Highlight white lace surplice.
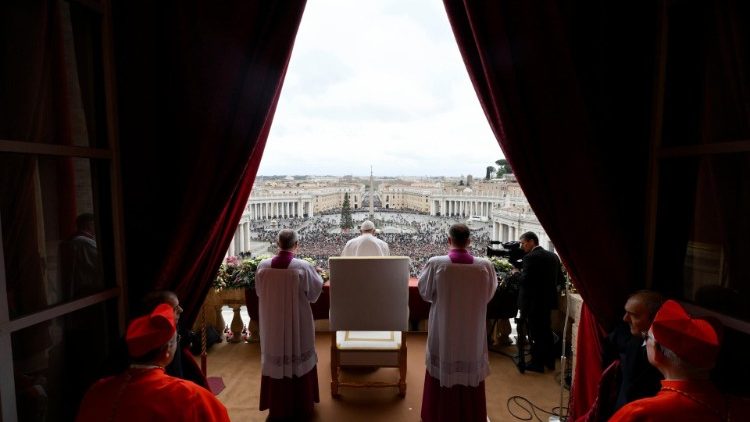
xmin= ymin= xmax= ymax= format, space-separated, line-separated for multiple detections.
xmin=256 ymin=259 xmax=323 ymax=379
xmin=418 ymin=256 xmax=498 ymax=387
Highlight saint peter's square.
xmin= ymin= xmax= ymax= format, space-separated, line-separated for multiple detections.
xmin=226 ymin=173 xmax=555 ymax=271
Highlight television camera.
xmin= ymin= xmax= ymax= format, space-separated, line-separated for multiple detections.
xmin=486 ymin=241 xmax=526 ymax=321
xmin=486 ymin=240 xmax=526 ymax=269
xmin=486 ymin=240 xmax=530 ymax=372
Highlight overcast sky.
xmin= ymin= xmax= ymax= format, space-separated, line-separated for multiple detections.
xmin=257 ymin=0 xmax=503 ymax=178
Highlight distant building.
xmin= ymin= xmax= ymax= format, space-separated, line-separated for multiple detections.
xmin=226 ymin=174 xmax=554 ymax=256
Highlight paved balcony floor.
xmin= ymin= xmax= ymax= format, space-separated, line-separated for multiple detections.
xmin=205 ymin=330 xmax=569 ymax=421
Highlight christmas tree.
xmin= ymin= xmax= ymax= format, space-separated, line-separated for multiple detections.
xmin=340 ymin=192 xmax=354 ymax=231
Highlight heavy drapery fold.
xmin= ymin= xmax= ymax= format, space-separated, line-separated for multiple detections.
xmin=111 ymin=0 xmax=307 ymax=324
xmin=442 ymin=1 xmax=658 ymax=416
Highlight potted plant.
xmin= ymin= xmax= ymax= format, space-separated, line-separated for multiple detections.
xmin=213 ymin=255 xmax=268 ymax=321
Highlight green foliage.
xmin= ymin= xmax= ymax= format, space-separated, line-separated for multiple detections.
xmin=485 ymin=166 xmax=496 ymax=180
xmin=213 ymin=255 xmax=269 ymax=291
xmin=495 ymin=159 xmax=512 ymax=178
xmin=213 ymin=256 xmax=326 ymax=291
xmin=488 ymin=256 xmax=514 ymax=274
xmin=340 ymin=192 xmax=354 ymax=230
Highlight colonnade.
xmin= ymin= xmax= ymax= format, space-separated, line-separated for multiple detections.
xmin=226 ymin=198 xmax=316 ymax=257
xmin=227 ymin=220 xmax=253 ymax=257
xmin=490 ymin=210 xmax=553 ymax=251
xmin=492 ymin=221 xmax=515 ymax=243
xmin=246 ymin=199 xmax=313 ymax=219
xmin=429 ymin=198 xmax=498 ymax=217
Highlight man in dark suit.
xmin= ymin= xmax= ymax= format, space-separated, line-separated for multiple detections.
xmin=514 ymin=231 xmax=564 ymax=372
xmin=597 ymin=291 xmax=664 ymax=419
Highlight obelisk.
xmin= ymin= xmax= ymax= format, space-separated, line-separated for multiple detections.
xmin=369 ymin=166 xmax=374 ymax=220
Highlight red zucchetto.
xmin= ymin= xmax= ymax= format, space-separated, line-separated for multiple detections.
xmin=650 ymin=300 xmax=722 ymax=368
xmin=126 ymin=303 xmax=176 ymax=357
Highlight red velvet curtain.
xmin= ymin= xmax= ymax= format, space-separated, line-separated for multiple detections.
xmin=442 ymin=1 xmax=658 ymax=417
xmin=111 ymin=0 xmax=307 ymax=325
xmin=568 ymin=304 xmax=607 ymax=419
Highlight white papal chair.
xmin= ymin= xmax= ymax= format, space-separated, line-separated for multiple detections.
xmin=328 ymin=256 xmax=410 ymax=398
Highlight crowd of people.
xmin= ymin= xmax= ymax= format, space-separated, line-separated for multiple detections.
xmin=242 ymin=212 xmax=493 ymax=277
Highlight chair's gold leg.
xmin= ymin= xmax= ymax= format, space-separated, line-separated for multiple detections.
xmin=330 ymin=332 xmax=340 ymax=398
xmin=398 ymin=333 xmax=407 ymax=398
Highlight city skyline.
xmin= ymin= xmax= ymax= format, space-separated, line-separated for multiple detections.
xmin=257 ymin=0 xmax=503 ymax=178
xmin=255 ymin=174 xmax=477 ymax=180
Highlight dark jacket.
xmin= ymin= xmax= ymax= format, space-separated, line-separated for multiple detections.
xmin=603 ymin=322 xmax=663 ymax=413
xmin=517 ymin=246 xmax=563 ymax=315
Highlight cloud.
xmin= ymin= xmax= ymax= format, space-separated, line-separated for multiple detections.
xmin=258 ymin=0 xmax=503 ymax=177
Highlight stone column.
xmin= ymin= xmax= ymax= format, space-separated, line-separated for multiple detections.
xmin=246 ymin=223 xmax=251 ymax=252
xmin=234 ymin=227 xmax=241 ymax=255
xmin=240 ymin=225 xmax=245 ymax=253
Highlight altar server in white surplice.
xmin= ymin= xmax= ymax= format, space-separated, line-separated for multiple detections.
xmin=255 ymin=229 xmax=323 ymax=420
xmin=418 ymin=223 xmax=497 ymax=422
xmin=341 ymin=220 xmax=390 ymax=256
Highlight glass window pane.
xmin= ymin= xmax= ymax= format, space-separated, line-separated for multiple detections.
xmin=1 ymin=153 xmax=115 ymax=318
xmin=0 ymin=1 xmax=106 ymax=148
xmin=654 ymin=153 xmax=750 ymax=320
xmin=12 ymin=300 xmax=119 ymax=422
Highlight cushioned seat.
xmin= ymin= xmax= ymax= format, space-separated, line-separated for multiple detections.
xmin=336 ymin=331 xmax=403 ymax=350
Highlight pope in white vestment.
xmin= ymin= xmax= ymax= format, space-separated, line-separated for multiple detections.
xmin=341 ymin=220 xmax=390 ymax=256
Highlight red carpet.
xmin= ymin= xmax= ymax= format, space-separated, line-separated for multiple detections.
xmin=208 ymin=376 xmax=225 ymax=395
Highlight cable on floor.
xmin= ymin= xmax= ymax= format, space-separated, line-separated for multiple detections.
xmin=506 ymin=395 xmax=569 ymax=422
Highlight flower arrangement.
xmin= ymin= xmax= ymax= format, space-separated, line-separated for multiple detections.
xmin=213 ymin=255 xmax=269 ymax=292
xmin=301 ymin=257 xmax=329 ymax=282
xmin=213 ymin=255 xmax=328 ymax=291
xmin=489 ymin=256 xmax=521 ymax=296
xmin=488 ymin=256 xmax=514 ymax=275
